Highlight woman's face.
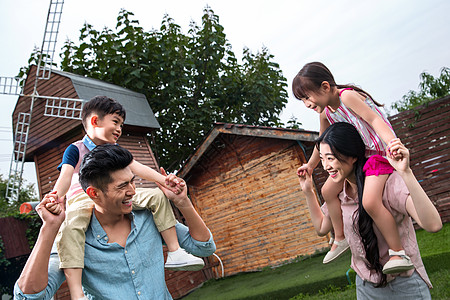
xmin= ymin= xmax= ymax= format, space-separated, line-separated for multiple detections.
xmin=319 ymin=142 xmax=356 ymax=183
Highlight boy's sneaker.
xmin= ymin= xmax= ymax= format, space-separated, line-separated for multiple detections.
xmin=323 ymin=239 xmax=350 ymax=264
xmin=382 ymin=249 xmax=414 ymax=274
xmin=165 ymin=248 xmax=205 ymax=271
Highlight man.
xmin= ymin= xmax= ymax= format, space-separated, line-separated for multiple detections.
xmin=14 ymin=144 xmax=216 ymax=299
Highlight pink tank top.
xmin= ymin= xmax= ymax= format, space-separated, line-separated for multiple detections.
xmin=324 ymin=88 xmax=395 ymax=157
xmin=66 ymin=140 xmax=91 ymax=200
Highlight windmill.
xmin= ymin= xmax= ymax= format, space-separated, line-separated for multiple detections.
xmin=0 ymin=0 xmax=86 ymax=202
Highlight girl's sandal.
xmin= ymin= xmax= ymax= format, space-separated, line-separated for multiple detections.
xmin=382 ymin=249 xmax=414 ymax=274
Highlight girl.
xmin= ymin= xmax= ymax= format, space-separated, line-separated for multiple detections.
xmin=294 ymin=62 xmax=411 ymax=274
xmin=298 ymin=122 xmax=442 ymax=298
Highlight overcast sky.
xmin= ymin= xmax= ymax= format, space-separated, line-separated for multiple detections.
xmin=1 ymin=0 xmax=449 ymax=189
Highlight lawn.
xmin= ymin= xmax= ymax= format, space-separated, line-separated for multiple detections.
xmin=181 ymin=223 xmax=450 ymax=300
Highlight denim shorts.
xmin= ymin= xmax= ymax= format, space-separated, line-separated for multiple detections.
xmin=356 ymin=271 xmax=431 ymax=299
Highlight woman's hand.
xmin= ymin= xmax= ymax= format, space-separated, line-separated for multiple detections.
xmin=297 ymin=164 xmax=314 ymax=194
xmin=297 ymin=163 xmax=314 ymax=177
xmin=386 ymin=139 xmax=411 ymax=174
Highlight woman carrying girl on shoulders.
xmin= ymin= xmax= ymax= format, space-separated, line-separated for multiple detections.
xmin=298 ymin=122 xmax=441 ymax=298
xmin=294 ymin=62 xmax=412 ymax=274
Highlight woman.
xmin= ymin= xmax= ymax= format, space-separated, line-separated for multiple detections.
xmin=297 ymin=122 xmax=442 ymax=299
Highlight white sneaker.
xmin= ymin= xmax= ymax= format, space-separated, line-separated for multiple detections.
xmin=165 ymin=248 xmax=205 ymax=271
xmin=323 ymin=239 xmax=350 ymax=264
xmin=382 ymin=249 xmax=414 ymax=274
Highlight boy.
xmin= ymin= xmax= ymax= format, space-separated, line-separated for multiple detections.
xmin=52 ymin=96 xmax=204 ymax=299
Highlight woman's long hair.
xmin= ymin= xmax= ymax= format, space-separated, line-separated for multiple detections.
xmin=292 ymin=62 xmax=383 ymax=106
xmin=316 ymin=122 xmax=387 ymax=286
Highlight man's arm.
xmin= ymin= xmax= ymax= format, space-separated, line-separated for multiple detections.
xmin=157 ymin=168 xmax=216 ymax=255
xmin=15 ymin=194 xmax=66 ymax=298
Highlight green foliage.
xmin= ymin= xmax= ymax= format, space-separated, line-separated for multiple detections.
xmin=392 ymin=67 xmax=450 ymax=112
xmin=0 ymin=175 xmax=39 ymax=218
xmin=58 ymin=7 xmax=289 ymax=170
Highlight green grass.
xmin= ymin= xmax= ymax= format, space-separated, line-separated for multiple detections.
xmin=181 ymin=223 xmax=450 ymax=300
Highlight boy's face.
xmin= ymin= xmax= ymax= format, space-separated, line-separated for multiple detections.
xmin=92 ymin=113 xmax=124 ymax=144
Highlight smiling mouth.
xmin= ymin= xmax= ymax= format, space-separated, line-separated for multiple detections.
xmin=328 ymin=170 xmax=338 ymax=178
xmin=122 ymin=199 xmax=132 ymax=206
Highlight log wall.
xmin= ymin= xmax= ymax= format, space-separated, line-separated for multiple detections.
xmin=186 ymin=134 xmax=329 ymax=277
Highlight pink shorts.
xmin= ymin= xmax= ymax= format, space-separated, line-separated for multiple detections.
xmin=363 ymin=155 xmax=394 ymax=176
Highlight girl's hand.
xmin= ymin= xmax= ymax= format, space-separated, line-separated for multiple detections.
xmin=386 ymin=139 xmax=410 ymax=173
xmin=297 ymin=167 xmax=314 ymax=193
xmin=387 ymin=138 xmax=403 ymax=159
xmin=297 ymin=163 xmax=314 ymax=178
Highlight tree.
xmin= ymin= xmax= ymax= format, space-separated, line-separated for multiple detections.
xmin=59 ymin=7 xmax=293 ymax=170
xmin=392 ymin=67 xmax=450 ymax=112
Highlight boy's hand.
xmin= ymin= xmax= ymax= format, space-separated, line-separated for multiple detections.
xmin=158 ymin=167 xmax=190 ymax=208
xmin=37 ymin=191 xmax=65 ymax=227
xmin=164 ymin=173 xmax=185 ymax=195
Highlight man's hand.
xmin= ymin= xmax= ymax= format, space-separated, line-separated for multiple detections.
xmin=158 ymin=167 xmax=191 ymax=208
xmin=37 ymin=191 xmax=65 ymax=228
xmin=164 ymin=173 xmax=185 ymax=195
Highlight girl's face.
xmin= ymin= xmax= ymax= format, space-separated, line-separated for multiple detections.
xmin=300 ymin=82 xmax=332 ymax=114
xmin=319 ymin=142 xmax=356 ymax=183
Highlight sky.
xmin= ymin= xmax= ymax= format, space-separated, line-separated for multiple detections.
xmin=1 ymin=0 xmax=449 ymax=191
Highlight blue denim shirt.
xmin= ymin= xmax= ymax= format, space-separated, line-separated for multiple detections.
xmin=14 ymin=210 xmax=216 ymax=299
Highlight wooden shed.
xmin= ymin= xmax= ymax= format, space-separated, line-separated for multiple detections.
xmin=177 ymin=123 xmax=330 ymax=276
xmin=13 ymin=65 xmax=161 ymax=197
xmin=10 ymin=65 xmax=213 ymax=299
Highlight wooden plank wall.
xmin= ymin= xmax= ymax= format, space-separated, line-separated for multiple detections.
xmin=0 ymin=217 xmax=30 ymax=259
xmin=388 ymin=96 xmax=450 ymax=223
xmin=186 ymin=134 xmax=329 ymax=277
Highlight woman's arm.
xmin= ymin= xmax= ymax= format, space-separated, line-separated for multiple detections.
xmin=297 ymin=169 xmax=332 ymax=236
xmin=387 ymin=139 xmax=442 ymax=232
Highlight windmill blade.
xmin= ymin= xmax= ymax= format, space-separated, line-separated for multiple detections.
xmin=43 ymin=96 xmax=86 ymax=120
xmin=0 ymin=76 xmax=23 ymax=96
xmin=36 ymin=0 xmax=64 ymax=80
xmin=5 ymin=112 xmax=31 ymax=202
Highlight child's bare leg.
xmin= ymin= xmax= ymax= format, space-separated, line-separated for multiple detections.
xmin=321 ymin=177 xmax=349 ymax=264
xmin=363 ymin=174 xmax=414 ymax=274
xmin=322 ymin=177 xmax=345 ymax=251
xmin=363 ymin=175 xmax=402 ymax=256
xmin=64 ymin=268 xmax=85 ymax=300
xmin=160 ymin=226 xmax=180 ymax=252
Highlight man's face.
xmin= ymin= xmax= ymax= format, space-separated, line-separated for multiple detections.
xmin=95 ymin=166 xmax=136 ymax=216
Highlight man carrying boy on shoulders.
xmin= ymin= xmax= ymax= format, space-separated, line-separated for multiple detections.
xmin=14 ymin=144 xmax=216 ymax=299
